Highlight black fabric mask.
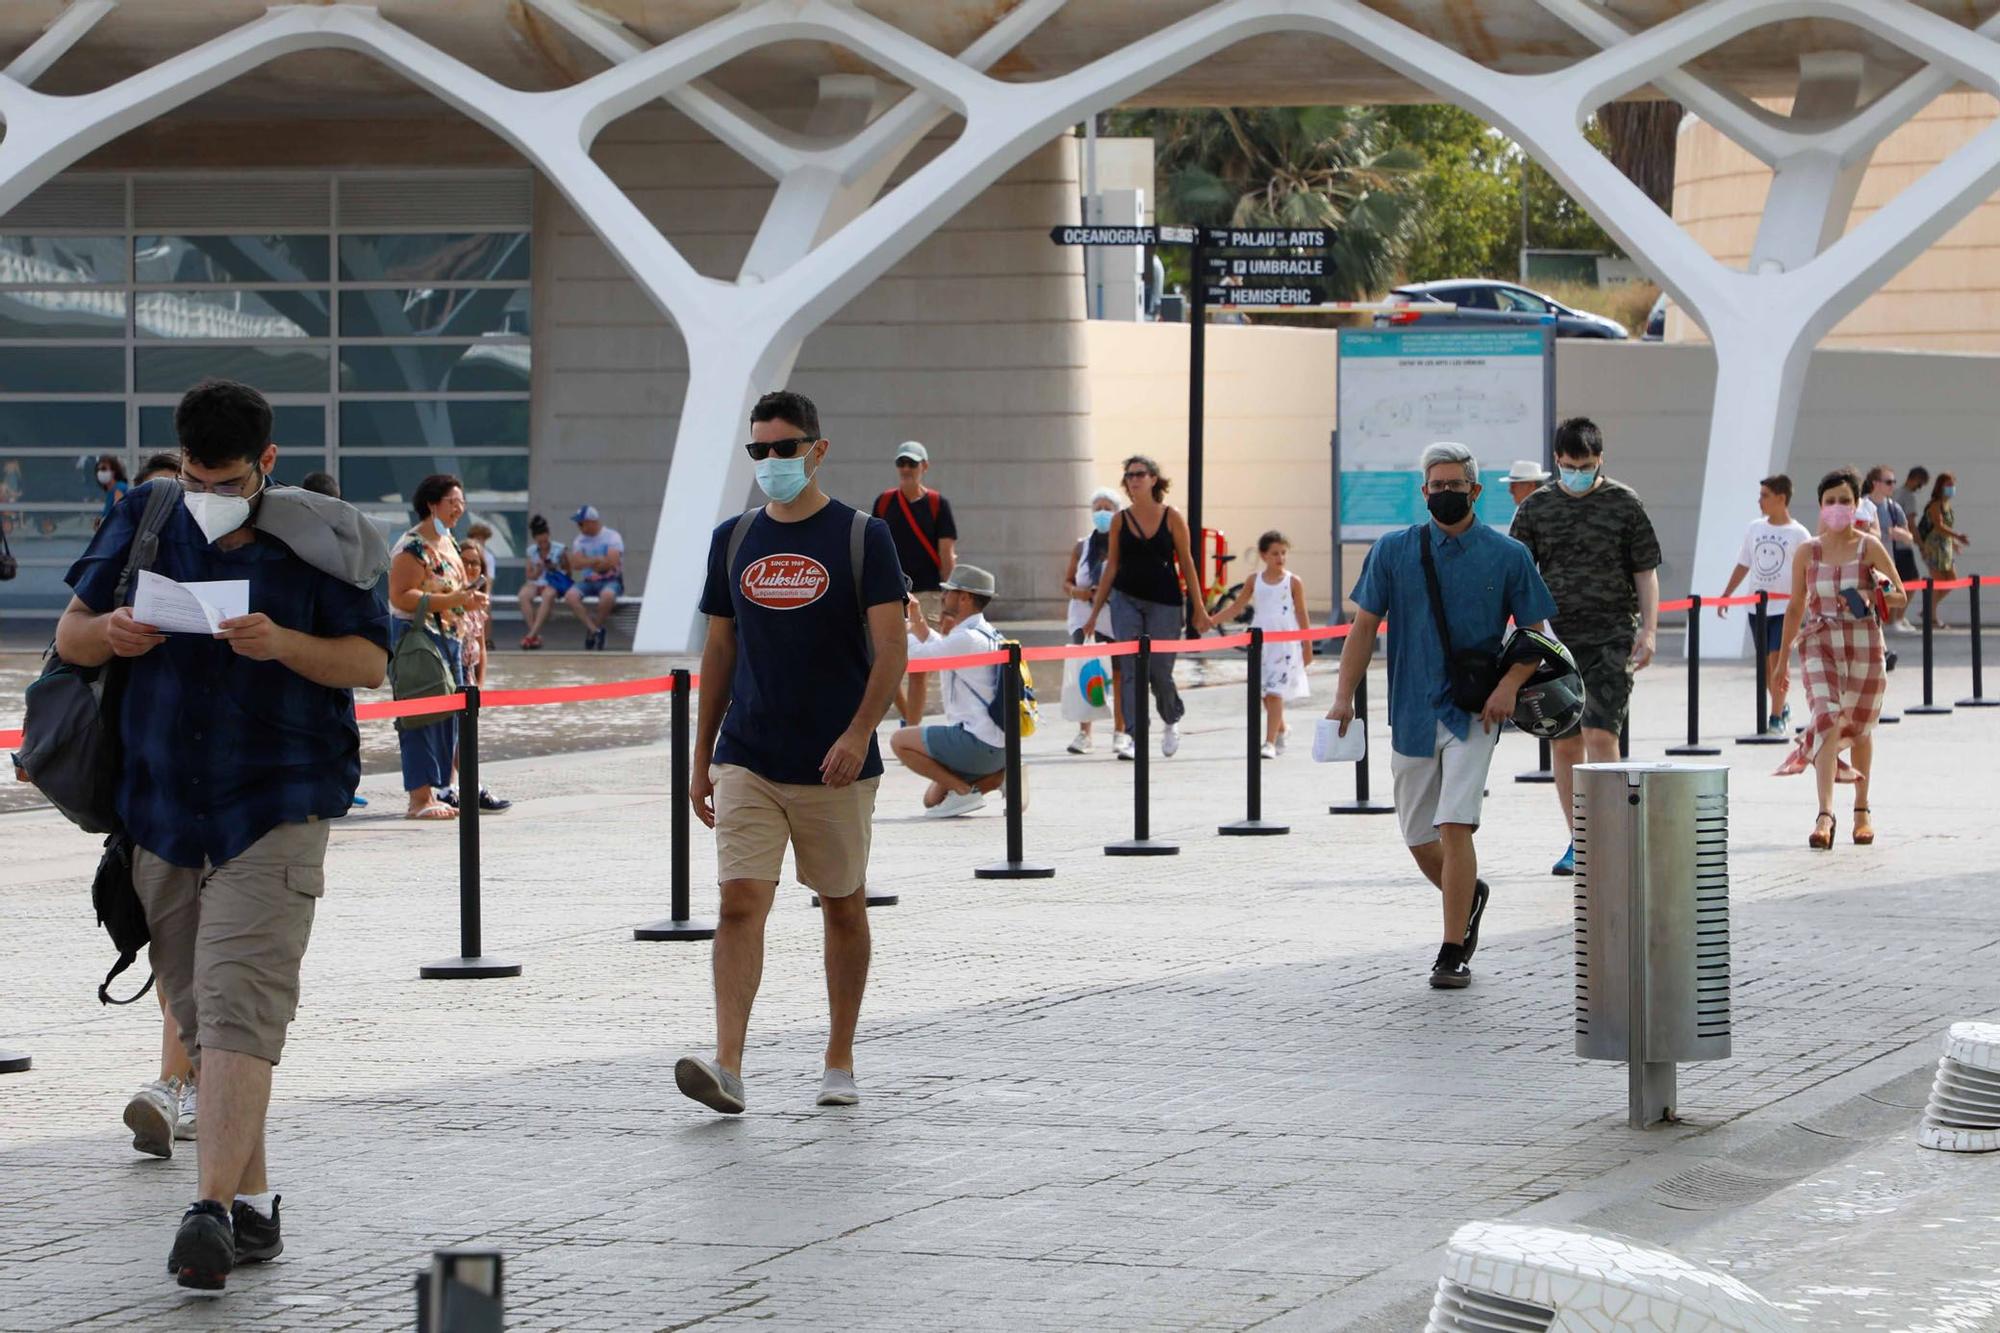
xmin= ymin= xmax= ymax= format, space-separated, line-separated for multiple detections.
xmin=1426 ymin=490 xmax=1472 ymax=525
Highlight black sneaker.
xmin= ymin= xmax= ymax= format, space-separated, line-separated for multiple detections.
xmin=231 ymin=1196 xmax=283 ymax=1264
xmin=1429 ymin=942 xmax=1471 ymax=990
xmin=1462 ymin=879 xmax=1491 ymax=962
xmin=166 ymin=1200 xmax=235 ymax=1290
xmin=476 ymin=788 xmax=512 ymax=813
xmin=435 ymin=786 xmax=459 ymax=809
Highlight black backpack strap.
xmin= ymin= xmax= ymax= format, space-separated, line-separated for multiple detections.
xmin=99 ymin=955 xmax=154 ymax=1006
xmin=113 ymin=480 xmax=181 ymax=605
xmin=1417 ymin=525 xmax=1456 ymax=659
xmin=852 ymin=510 xmax=875 ymax=667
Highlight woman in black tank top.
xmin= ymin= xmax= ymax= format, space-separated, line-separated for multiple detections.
xmin=1081 ymin=455 xmax=1211 ymax=752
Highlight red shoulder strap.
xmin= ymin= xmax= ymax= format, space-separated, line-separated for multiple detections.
xmin=926 ymin=488 xmax=941 ymax=521
xmin=874 ymin=489 xmax=896 ymax=519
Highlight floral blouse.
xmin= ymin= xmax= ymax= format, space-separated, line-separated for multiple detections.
xmin=397 ymin=528 xmax=468 ymax=635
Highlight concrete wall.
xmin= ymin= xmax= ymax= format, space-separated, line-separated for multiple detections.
xmin=1673 ymin=91 xmax=2000 ymax=351
xmin=536 ymin=113 xmax=1093 ymax=618
xmin=1082 ymin=328 xmax=2000 ymax=610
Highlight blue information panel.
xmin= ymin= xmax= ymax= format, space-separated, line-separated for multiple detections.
xmin=1335 ymin=327 xmax=1554 ymax=542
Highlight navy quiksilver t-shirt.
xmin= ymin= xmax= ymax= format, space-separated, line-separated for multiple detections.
xmin=699 ymin=500 xmax=905 ymax=785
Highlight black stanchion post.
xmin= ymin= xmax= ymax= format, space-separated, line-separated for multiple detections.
xmin=1667 ymin=595 xmax=1720 ymax=756
xmin=1107 ymin=636 xmax=1179 ymax=855
xmin=979 ymin=643 xmax=1056 ymax=877
xmin=0 ymin=1047 xmax=28 ymax=1074
xmin=1619 ymin=717 xmax=1631 ymax=759
xmin=1516 ymin=735 xmax=1554 ymax=784
xmin=1221 ymin=628 xmax=1289 ymax=836
xmin=1329 ymin=670 xmax=1396 ymax=815
xmin=1738 ymin=592 xmax=1787 ymax=746
xmin=422 ymin=686 xmax=521 ymax=979
xmin=1961 ymin=577 xmax=1998 ymax=707
xmin=638 ymin=670 xmax=721 ymax=938
xmin=1909 ymin=583 xmax=1952 ymax=715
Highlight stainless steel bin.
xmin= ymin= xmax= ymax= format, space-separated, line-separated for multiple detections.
xmin=1573 ymin=762 xmax=1730 ymax=1127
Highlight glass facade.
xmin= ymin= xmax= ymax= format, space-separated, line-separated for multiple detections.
xmin=0 ymin=175 xmax=532 ymax=609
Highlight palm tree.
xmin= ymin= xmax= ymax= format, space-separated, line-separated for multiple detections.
xmin=1109 ymin=106 xmax=1423 ymax=300
xmin=1600 ymin=100 xmax=1683 ymax=215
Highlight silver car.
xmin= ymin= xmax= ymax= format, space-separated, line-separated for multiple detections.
xmin=1374 ymin=279 xmax=1629 ymax=339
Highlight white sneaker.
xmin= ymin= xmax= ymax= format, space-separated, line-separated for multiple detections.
xmin=1161 ymin=723 xmax=1181 ymax=758
xmin=1259 ymin=742 xmax=1279 ymax=760
xmin=1113 ymin=732 xmax=1135 ymax=761
xmin=123 ymin=1077 xmax=179 ymax=1159
xmin=175 ymin=1083 xmax=198 ymax=1141
xmin=816 ymin=1068 xmax=860 ymax=1107
xmin=926 ymin=788 xmax=987 ymax=819
xmin=1275 ymin=726 xmax=1290 ymax=755
xmin=1067 ymin=728 xmax=1093 ymax=755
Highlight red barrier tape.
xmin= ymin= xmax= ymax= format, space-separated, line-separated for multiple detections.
xmin=481 ymin=674 xmax=693 ymax=708
xmin=354 ymin=694 xmax=467 ymax=722
xmin=906 ymin=650 xmax=1011 ymax=673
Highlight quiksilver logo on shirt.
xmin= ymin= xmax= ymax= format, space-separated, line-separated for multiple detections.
xmin=741 ymin=554 xmax=828 ymax=609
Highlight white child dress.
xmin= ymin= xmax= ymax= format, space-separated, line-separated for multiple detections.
xmin=1251 ymin=571 xmax=1311 ymax=700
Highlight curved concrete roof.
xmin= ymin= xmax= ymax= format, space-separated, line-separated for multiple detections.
xmin=3 ymin=1 xmax=1996 ymax=115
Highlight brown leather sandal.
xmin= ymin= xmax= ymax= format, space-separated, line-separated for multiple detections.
xmin=1852 ymin=807 xmax=1875 ymax=845
xmin=1809 ymin=811 xmax=1836 ymax=850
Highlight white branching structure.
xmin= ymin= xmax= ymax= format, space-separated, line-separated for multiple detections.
xmin=1 ymin=0 xmax=1993 ymax=650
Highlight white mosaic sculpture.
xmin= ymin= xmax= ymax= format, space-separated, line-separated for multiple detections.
xmin=1428 ymin=1221 xmax=1797 ymax=1333
xmin=1918 ymin=1021 xmax=2000 ymax=1153
xmin=4 ymin=1 xmax=1999 ymax=649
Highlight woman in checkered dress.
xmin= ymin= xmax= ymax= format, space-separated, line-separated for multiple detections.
xmin=1773 ymin=468 xmax=1908 ymax=849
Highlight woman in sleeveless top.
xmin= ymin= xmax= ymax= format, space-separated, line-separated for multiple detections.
xmin=386 ymin=473 xmax=487 ymax=821
xmin=1061 ymin=487 xmax=1126 ymax=754
xmin=1082 ymin=455 xmax=1212 ymax=759
xmin=1773 ymin=468 xmax=1905 ymax=849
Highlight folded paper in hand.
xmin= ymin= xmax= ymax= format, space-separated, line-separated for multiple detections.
xmin=1312 ymin=717 xmax=1366 ymax=763
xmin=133 ymin=569 xmax=249 ymax=635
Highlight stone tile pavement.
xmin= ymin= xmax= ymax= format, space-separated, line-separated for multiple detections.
xmin=1 ymin=650 xmax=1996 ymax=1330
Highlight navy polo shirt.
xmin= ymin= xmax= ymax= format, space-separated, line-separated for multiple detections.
xmin=66 ymin=480 xmax=391 ymax=868
xmin=1352 ymin=518 xmax=1556 ymax=758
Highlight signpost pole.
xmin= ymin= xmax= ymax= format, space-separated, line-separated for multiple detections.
xmin=1188 ymin=232 xmax=1207 ymax=570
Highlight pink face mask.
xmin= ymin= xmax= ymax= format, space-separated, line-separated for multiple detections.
xmin=1820 ymin=502 xmax=1856 ymax=531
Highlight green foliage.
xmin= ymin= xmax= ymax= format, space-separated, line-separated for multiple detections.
xmin=1099 ymin=103 xmax=1624 ymax=298
xmin=1106 ymin=106 xmax=1421 ymax=300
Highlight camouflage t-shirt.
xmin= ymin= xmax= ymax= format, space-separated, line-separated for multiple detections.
xmin=1508 ymin=476 xmax=1662 ymax=647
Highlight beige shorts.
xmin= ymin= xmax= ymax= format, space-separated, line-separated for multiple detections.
xmin=133 ymin=819 xmax=329 ymax=1068
xmin=713 ymin=764 xmax=879 ymax=897
xmin=1389 ymin=719 xmax=1500 ymax=847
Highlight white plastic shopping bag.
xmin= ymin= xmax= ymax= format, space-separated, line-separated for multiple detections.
xmin=1059 ymin=654 xmax=1114 ymax=723
xmin=1312 ymin=717 xmax=1366 ymax=763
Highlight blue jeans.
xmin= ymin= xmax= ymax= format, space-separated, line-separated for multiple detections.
xmin=389 ymin=618 xmax=462 ymax=794
xmin=1109 ymin=590 xmax=1186 ymax=726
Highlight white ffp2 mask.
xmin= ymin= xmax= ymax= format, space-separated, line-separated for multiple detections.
xmin=183 ymin=490 xmax=252 ymax=544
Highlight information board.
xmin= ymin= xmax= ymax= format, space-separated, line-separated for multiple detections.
xmin=1334 ymin=327 xmax=1555 ymax=542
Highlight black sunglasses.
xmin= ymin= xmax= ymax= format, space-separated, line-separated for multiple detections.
xmin=894 ymin=458 xmax=922 ymax=469
xmin=744 ymin=435 xmax=816 ymax=461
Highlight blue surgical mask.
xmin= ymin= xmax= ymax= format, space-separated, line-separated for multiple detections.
xmin=1559 ymin=466 xmax=1598 ymax=494
xmin=1091 ymin=509 xmax=1114 ymax=534
xmin=431 ymin=514 xmax=453 ymax=540
xmin=1943 ymin=485 xmax=1956 ymax=498
xmin=756 ymin=454 xmax=813 ymax=504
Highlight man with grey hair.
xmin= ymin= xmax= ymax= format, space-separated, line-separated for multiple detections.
xmin=1327 ymin=441 xmax=1558 ymax=988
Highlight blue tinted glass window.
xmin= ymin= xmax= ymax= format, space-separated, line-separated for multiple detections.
xmin=0 ymin=236 xmax=128 ymax=284
xmin=135 ymin=346 xmax=329 ymax=394
xmin=339 ymin=399 xmax=528 ymax=449
xmin=136 ymin=289 xmax=329 ymax=339
xmin=0 ymin=289 xmax=127 ymax=339
xmin=338 ymin=233 xmax=529 ymax=283
xmin=339 ymin=342 xmax=529 ymax=394
xmin=339 ymin=287 xmax=530 ymax=338
xmin=135 ymin=235 xmax=330 ymax=284
xmin=339 ymin=453 xmax=528 ymax=506
xmin=0 ymin=347 xmax=123 ymax=393
xmin=0 ymin=401 xmax=123 ymax=449
xmin=140 ymin=405 xmax=324 ymax=450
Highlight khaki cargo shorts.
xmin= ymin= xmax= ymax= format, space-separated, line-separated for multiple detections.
xmin=713 ymin=764 xmax=878 ymax=897
xmin=133 ymin=819 xmax=329 ymax=1068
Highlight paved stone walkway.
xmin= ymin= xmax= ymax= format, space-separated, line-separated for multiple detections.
xmin=2 ymin=651 xmax=1996 ymax=1330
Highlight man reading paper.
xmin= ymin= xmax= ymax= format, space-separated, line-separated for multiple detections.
xmin=56 ymin=379 xmax=389 ymax=1294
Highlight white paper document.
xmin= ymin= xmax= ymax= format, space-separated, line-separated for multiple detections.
xmin=133 ymin=569 xmax=250 ymax=635
xmin=1312 ymin=717 xmax=1366 ymax=763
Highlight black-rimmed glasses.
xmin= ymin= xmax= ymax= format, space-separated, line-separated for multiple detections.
xmin=178 ymin=469 xmax=264 ymax=497
xmin=744 ymin=436 xmax=816 ymax=461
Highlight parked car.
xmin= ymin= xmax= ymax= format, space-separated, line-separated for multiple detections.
xmin=1373 ymin=279 xmax=1630 ymax=339
xmin=1643 ymin=292 xmax=1667 ymax=341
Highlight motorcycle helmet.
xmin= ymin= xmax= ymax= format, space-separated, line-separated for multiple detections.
xmin=1504 ymin=626 xmax=1585 ymax=738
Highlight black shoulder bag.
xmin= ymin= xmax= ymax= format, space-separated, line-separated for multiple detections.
xmin=1419 ymin=525 xmax=1504 ymax=713
xmin=10 ymin=480 xmax=178 ymax=1005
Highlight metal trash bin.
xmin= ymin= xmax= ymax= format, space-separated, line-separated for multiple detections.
xmin=1573 ymin=762 xmax=1730 ymax=1127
